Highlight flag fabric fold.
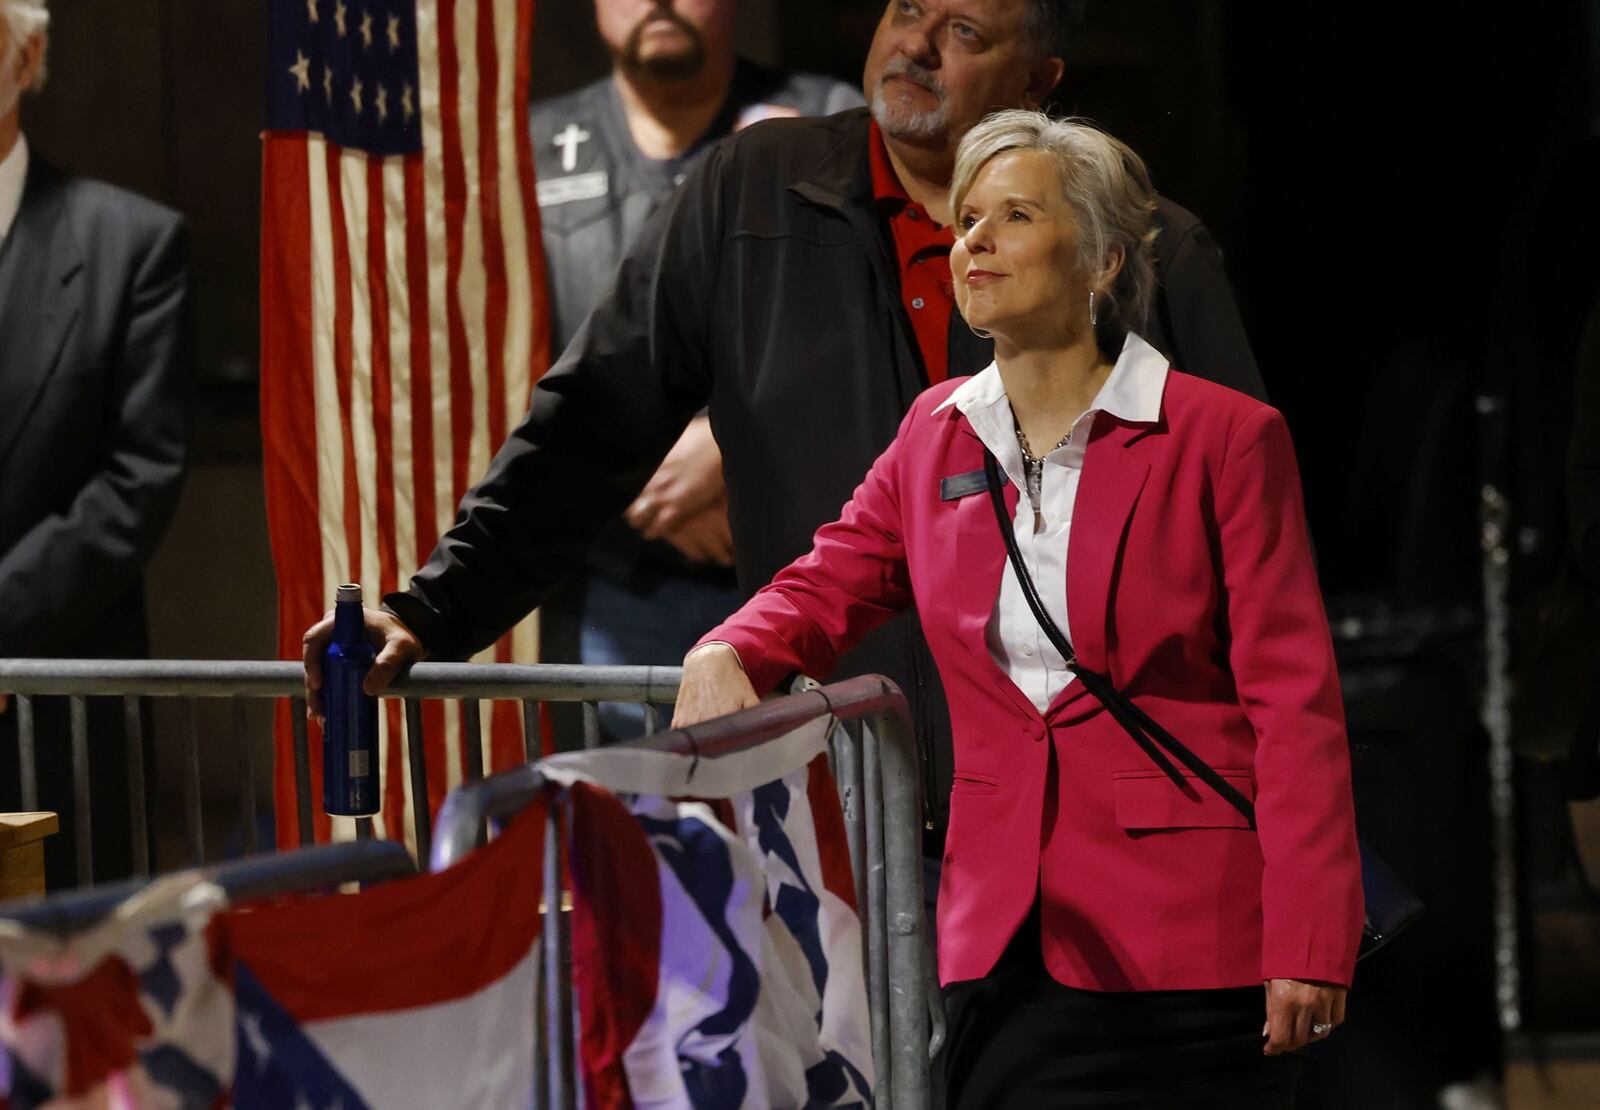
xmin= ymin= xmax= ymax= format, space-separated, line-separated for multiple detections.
xmin=0 ymin=876 xmax=233 ymax=1108
xmin=555 ymin=719 xmax=876 ymax=1109
xmin=228 ymin=800 xmax=547 ymax=1108
xmin=1 ymin=802 xmax=546 ymax=1110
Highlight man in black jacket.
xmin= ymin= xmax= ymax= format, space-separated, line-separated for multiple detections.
xmin=532 ymin=0 xmax=862 ymax=742
xmin=0 ymin=0 xmax=191 ymax=886
xmin=305 ymin=0 xmax=1263 ymax=834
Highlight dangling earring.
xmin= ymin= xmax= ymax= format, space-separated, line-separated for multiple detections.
xmin=968 ymin=322 xmax=993 ymax=340
xmin=1088 ymin=289 xmax=1099 ymax=327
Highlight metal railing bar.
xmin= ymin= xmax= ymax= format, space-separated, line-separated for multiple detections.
xmin=463 ymin=699 xmax=484 ymax=782
xmin=0 ymin=659 xmax=683 ymax=702
xmin=183 ymin=698 xmax=205 ymax=866
xmin=404 ymin=698 xmax=432 ymax=865
xmin=355 ymin=817 xmax=375 ymax=841
xmin=581 ymin=702 xmax=601 ymax=749
xmin=544 ymin=802 xmax=575 ymax=1110
xmin=835 ymin=719 xmax=867 ymax=927
xmin=432 ymin=764 xmax=549 ymax=871
xmin=532 ymin=936 xmax=549 ymax=1110
xmin=521 ymin=700 xmax=542 ymax=762
xmin=878 ymin=705 xmax=931 ymax=1108
xmin=17 ymin=694 xmax=37 ymax=813
xmin=862 ymin=717 xmax=891 ymax=1107
xmin=235 ymin=698 xmax=258 ymax=855
xmin=0 ymin=839 xmax=417 ymax=935
xmin=69 ymin=696 xmax=93 ymax=886
xmin=643 ymin=703 xmax=659 ymax=736
xmin=430 ymin=676 xmax=914 ymax=872
xmin=215 ymin=839 xmax=417 ymax=902
xmin=290 ymin=697 xmax=314 ymax=847
xmin=124 ymin=696 xmax=150 ymax=877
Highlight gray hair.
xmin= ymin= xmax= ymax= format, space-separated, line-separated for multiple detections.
xmin=1 ymin=0 xmax=49 ymax=87
xmin=950 ymin=109 xmax=1158 ymax=337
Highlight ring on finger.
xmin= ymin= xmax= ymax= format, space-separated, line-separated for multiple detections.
xmin=1311 ymin=1023 xmax=1334 ymax=1037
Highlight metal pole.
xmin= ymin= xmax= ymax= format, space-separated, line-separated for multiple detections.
xmin=235 ymin=698 xmax=259 ymax=854
xmin=183 ymin=698 xmax=205 ymax=866
xmin=1 ymin=840 xmax=419 ymax=936
xmin=522 ymin=699 xmax=543 ymax=762
xmin=531 ymin=932 xmax=549 ymax=1110
xmin=582 ymin=702 xmax=601 ymax=749
xmin=124 ymin=696 xmax=149 ymax=876
xmin=836 ymin=719 xmax=868 ymax=920
xmin=544 ymin=801 xmax=575 ymax=1110
xmin=876 ymin=700 xmax=932 ymax=1109
xmin=70 ymin=696 xmax=93 ymax=885
xmin=290 ymin=697 xmax=315 ymax=846
xmin=0 ymin=659 xmax=682 ymax=701
xmin=863 ymin=718 xmax=892 ymax=1109
xmin=18 ymin=694 xmax=37 ymax=811
xmin=404 ymin=698 xmax=432 ymax=865
xmin=463 ymin=699 xmax=484 ymax=782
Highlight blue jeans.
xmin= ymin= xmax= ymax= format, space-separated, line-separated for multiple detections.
xmin=578 ymin=572 xmax=743 ymax=741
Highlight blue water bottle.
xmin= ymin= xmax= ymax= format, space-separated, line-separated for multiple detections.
xmin=323 ymin=583 xmax=380 ymax=816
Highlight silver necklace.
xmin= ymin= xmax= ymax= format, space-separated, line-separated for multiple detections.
xmin=1013 ymin=416 xmax=1073 ymax=531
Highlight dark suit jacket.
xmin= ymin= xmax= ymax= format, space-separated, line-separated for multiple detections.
xmin=0 ymin=155 xmax=191 ymax=659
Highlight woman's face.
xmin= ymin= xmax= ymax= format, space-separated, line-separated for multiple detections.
xmin=951 ymin=148 xmax=1096 ymax=347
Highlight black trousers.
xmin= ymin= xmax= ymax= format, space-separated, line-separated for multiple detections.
xmin=942 ymin=907 xmax=1301 ymax=1109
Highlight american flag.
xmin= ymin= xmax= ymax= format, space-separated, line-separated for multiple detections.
xmin=260 ymin=0 xmax=549 ymax=849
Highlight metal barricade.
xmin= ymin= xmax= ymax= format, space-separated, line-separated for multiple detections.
xmin=430 ymin=674 xmax=938 ymax=1110
xmin=0 ymin=659 xmax=682 ymax=886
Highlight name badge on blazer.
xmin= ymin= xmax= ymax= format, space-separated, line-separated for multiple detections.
xmin=940 ymin=468 xmax=1007 ymax=501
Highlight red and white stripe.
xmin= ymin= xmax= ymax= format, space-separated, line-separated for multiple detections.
xmin=262 ymin=0 xmax=549 ymax=851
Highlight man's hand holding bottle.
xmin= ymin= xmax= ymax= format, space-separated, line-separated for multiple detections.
xmin=302 ymin=605 xmax=427 ymax=721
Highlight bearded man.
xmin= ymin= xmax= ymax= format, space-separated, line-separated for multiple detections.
xmin=529 ymin=1 xmax=861 ymax=741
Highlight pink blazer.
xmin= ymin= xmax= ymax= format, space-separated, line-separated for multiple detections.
xmin=702 ymin=369 xmax=1363 ymax=991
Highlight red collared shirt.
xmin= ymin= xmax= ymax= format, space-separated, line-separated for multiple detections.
xmin=868 ymin=122 xmax=957 ymax=384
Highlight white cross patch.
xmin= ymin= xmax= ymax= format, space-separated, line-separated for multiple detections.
xmin=553 ymin=123 xmax=591 ymax=173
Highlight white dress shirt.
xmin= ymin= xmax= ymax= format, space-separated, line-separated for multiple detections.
xmin=0 ymin=134 xmax=27 ymax=244
xmin=933 ymin=332 xmax=1169 ymax=712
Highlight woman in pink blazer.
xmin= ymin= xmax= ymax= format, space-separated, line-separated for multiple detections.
xmin=674 ymin=111 xmax=1363 ymax=1108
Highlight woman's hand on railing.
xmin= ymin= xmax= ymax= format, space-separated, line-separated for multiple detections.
xmin=302 ymin=607 xmax=428 ymax=720
xmin=671 ymin=642 xmax=759 ymax=728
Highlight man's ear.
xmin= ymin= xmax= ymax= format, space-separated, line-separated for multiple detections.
xmin=16 ymin=33 xmax=44 ymax=94
xmin=1022 ymin=55 xmax=1065 ymax=109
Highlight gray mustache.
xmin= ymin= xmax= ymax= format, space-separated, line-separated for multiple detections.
xmin=881 ymin=58 xmax=946 ymax=101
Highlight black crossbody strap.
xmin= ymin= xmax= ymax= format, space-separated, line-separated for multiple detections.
xmin=980 ymin=449 xmax=1257 ymax=827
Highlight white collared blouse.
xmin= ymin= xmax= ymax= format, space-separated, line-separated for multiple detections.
xmin=932 ymin=332 xmax=1169 ymax=711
